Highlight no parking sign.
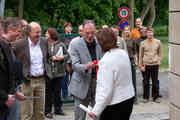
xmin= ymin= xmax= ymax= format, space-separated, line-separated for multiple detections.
xmin=118 ymin=19 xmax=129 ymax=31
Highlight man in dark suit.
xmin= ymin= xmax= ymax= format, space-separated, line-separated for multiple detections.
xmin=68 ymin=20 xmax=103 ymax=120
xmin=0 ymin=17 xmax=26 ymax=120
xmin=0 ymin=38 xmax=15 ymax=119
xmin=15 ymin=22 xmax=48 ymax=120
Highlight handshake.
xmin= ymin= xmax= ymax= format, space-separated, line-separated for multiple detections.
xmin=85 ymin=60 xmax=98 ymax=70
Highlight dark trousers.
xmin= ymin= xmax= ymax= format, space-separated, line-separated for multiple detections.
xmin=143 ymin=65 xmax=159 ymax=100
xmin=130 ymin=58 xmax=137 ymax=99
xmin=100 ymin=97 xmax=134 ymax=120
xmin=0 ymin=115 xmax=6 ymax=120
xmin=61 ymin=72 xmax=69 ymax=97
xmin=45 ymin=76 xmax=63 ymax=114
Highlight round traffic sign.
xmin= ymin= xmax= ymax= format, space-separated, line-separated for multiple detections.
xmin=118 ymin=19 xmax=129 ymax=31
xmin=118 ymin=7 xmax=130 ymax=19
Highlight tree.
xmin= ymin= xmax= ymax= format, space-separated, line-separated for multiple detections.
xmin=139 ymin=0 xmax=156 ymax=26
xmin=128 ymin=0 xmax=134 ymax=28
xmin=3 ymin=0 xmax=167 ymax=27
xmin=18 ymin=0 xmax=24 ymax=18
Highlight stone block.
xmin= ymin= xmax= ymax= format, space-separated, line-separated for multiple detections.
xmin=169 ymin=73 xmax=180 ymax=106
xmin=169 ymin=0 xmax=180 ymax=11
xmin=170 ymin=104 xmax=180 ymax=120
xmin=169 ymin=13 xmax=180 ymax=44
xmin=168 ymin=44 xmax=180 ymax=74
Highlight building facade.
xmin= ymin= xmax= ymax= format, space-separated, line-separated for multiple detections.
xmin=169 ymin=0 xmax=180 ymax=119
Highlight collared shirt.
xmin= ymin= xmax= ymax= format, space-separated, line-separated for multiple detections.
xmin=84 ymin=38 xmax=97 ymax=77
xmin=28 ymin=37 xmax=44 ymax=77
xmin=139 ymin=38 xmax=162 ymax=66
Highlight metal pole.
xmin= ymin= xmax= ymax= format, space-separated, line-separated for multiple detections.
xmin=0 ymin=0 xmax=5 ymax=18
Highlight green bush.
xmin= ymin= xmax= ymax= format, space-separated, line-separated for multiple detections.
xmin=156 ymin=36 xmax=168 ymax=69
xmin=154 ymin=26 xmax=168 ymax=36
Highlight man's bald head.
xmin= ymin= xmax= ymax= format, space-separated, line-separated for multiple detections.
xmin=28 ymin=22 xmax=42 ymax=43
xmin=29 ymin=22 xmax=41 ymax=32
xmin=83 ymin=22 xmax=96 ymax=42
xmin=21 ymin=19 xmax=28 ymax=27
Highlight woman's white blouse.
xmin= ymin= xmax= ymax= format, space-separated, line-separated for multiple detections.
xmin=92 ymin=48 xmax=135 ymax=116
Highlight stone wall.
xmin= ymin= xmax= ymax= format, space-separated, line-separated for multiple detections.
xmin=169 ymin=0 xmax=180 ymax=119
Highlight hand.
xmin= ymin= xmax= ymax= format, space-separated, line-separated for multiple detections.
xmin=85 ymin=62 xmax=96 ymax=70
xmin=15 ymin=92 xmax=26 ymax=101
xmin=52 ymin=56 xmax=64 ymax=61
xmin=5 ymin=95 xmax=15 ymax=107
xmin=66 ymin=64 xmax=72 ymax=73
xmin=88 ymin=112 xmax=96 ymax=119
xmin=141 ymin=65 xmax=145 ymax=72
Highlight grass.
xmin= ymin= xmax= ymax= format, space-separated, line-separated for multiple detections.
xmin=156 ymin=36 xmax=168 ymax=69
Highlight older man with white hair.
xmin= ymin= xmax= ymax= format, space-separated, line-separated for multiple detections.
xmin=15 ymin=22 xmax=48 ymax=120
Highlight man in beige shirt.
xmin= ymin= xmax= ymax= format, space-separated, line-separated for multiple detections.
xmin=139 ymin=27 xmax=162 ymax=103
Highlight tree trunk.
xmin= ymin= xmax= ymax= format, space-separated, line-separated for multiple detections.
xmin=18 ymin=0 xmax=24 ymax=18
xmin=140 ymin=0 xmax=150 ymax=21
xmin=147 ymin=0 xmax=156 ymax=26
xmin=128 ymin=0 xmax=134 ymax=29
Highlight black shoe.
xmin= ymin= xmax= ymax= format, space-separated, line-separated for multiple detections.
xmin=158 ymin=94 xmax=163 ymax=98
xmin=55 ymin=110 xmax=65 ymax=116
xmin=45 ymin=113 xmax=53 ymax=119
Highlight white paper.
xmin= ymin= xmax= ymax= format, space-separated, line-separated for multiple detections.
xmin=79 ymin=104 xmax=92 ymax=113
xmin=56 ymin=47 xmax=63 ymax=56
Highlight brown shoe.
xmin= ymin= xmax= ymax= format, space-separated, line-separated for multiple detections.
xmin=45 ymin=113 xmax=53 ymax=119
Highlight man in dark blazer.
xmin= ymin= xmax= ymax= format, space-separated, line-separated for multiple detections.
xmin=68 ymin=20 xmax=103 ymax=120
xmin=0 ymin=17 xmax=25 ymax=120
xmin=15 ymin=22 xmax=48 ymax=120
xmin=0 ymin=38 xmax=15 ymax=119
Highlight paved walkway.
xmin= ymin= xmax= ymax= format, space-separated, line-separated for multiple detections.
xmin=46 ymin=71 xmax=169 ymax=120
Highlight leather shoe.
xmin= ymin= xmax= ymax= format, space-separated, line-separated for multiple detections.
xmin=55 ymin=110 xmax=65 ymax=116
xmin=45 ymin=113 xmax=53 ymax=119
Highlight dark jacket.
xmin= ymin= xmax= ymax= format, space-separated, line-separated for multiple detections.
xmin=46 ymin=40 xmax=70 ymax=79
xmin=0 ymin=39 xmax=15 ymax=117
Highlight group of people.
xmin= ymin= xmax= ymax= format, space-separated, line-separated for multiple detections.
xmin=0 ymin=16 xmax=162 ymax=120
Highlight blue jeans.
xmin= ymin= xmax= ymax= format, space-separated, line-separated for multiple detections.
xmin=61 ymin=73 xmax=69 ymax=97
xmin=7 ymin=86 xmax=21 ymax=120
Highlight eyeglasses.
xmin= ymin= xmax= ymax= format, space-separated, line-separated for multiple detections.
xmin=85 ymin=31 xmax=95 ymax=35
xmin=31 ymin=31 xmax=42 ymax=34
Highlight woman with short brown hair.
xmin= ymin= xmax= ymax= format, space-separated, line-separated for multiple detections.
xmin=88 ymin=28 xmax=134 ymax=120
xmin=45 ymin=27 xmax=70 ymax=118
xmin=96 ymin=28 xmax=118 ymax=52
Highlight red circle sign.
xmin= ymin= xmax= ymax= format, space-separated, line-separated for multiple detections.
xmin=118 ymin=19 xmax=129 ymax=31
xmin=118 ymin=7 xmax=130 ymax=19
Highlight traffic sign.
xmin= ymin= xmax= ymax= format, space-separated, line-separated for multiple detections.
xmin=118 ymin=19 xmax=129 ymax=31
xmin=118 ymin=6 xmax=130 ymax=19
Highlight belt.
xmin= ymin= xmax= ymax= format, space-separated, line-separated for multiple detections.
xmin=28 ymin=75 xmax=44 ymax=79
